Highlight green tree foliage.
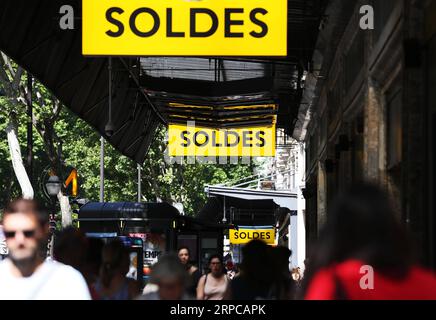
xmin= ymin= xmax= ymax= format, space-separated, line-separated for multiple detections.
xmin=58 ymin=116 xmax=256 ymax=216
xmin=0 ymin=62 xmax=257 ymax=217
xmin=140 ymin=128 xmax=257 ymax=215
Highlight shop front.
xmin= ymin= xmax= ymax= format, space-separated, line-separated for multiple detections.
xmin=199 ymin=186 xmax=300 ymax=267
xmin=77 ymin=201 xmax=231 ymax=285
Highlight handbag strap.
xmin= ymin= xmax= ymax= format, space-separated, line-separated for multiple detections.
xmin=203 ymin=274 xmax=209 ymax=300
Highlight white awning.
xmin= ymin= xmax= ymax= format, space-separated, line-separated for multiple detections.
xmin=205 ymin=185 xmax=298 ymax=211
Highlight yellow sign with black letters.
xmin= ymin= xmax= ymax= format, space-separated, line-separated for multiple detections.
xmin=229 ymin=227 xmax=276 ymax=245
xmin=168 ymin=123 xmax=276 ymax=157
xmin=82 ymin=0 xmax=287 ymax=56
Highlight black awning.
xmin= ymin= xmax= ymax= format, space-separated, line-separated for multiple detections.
xmin=78 ymin=202 xmax=180 ymax=220
xmin=0 ymin=0 xmax=162 ymax=163
xmin=197 ymin=196 xmax=280 ymax=226
xmin=179 ymin=216 xmax=236 ymax=231
xmin=0 ymin=0 xmax=327 ymax=161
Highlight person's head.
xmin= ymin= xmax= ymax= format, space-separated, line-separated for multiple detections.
xmin=53 ymin=226 xmax=88 ymax=272
xmin=100 ymin=239 xmax=129 ymax=287
xmin=240 ymin=240 xmax=273 ymax=288
xmin=271 ymin=246 xmax=292 ymax=272
xmin=1 ymin=199 xmax=49 ymax=266
xmin=291 ymin=268 xmax=301 ymax=281
xmin=177 ymin=246 xmax=191 ymax=265
xmin=84 ymin=237 xmax=104 ymax=275
xmin=306 ymin=183 xmax=414 ymax=281
xmin=208 ymin=254 xmax=224 ymax=277
xmin=150 ymin=253 xmax=189 ymax=300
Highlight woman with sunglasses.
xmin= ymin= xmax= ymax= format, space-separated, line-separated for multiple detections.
xmin=197 ymin=254 xmax=229 ymax=300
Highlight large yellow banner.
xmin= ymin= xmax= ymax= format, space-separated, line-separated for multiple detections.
xmin=82 ymin=0 xmax=287 ymax=56
xmin=229 ymin=227 xmax=276 ymax=245
xmin=168 ymin=123 xmax=276 ymax=157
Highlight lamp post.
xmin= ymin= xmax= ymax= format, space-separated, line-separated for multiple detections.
xmin=45 ymin=175 xmax=61 ymax=258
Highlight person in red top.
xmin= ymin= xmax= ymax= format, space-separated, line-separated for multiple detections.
xmin=302 ymin=183 xmax=436 ymax=300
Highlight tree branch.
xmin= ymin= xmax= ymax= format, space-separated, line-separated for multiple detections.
xmin=11 ymin=66 xmax=23 ymax=92
xmin=1 ymin=52 xmax=15 ymax=76
xmin=51 ymin=96 xmax=62 ymax=121
xmin=0 ymin=63 xmax=14 ymax=96
xmin=32 ymin=113 xmax=45 ymax=135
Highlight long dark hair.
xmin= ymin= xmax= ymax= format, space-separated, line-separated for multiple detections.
xmin=302 ymin=183 xmax=415 ymax=295
xmin=207 ymin=254 xmax=225 ymax=275
xmin=177 ymin=246 xmax=191 ymax=256
xmin=100 ymin=239 xmax=129 ymax=287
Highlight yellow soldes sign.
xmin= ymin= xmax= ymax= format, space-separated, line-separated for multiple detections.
xmin=168 ymin=123 xmax=276 ymax=157
xmin=82 ymin=0 xmax=287 ymax=56
xmin=229 ymin=227 xmax=276 ymax=245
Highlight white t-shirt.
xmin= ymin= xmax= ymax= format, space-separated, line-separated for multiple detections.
xmin=0 ymin=259 xmax=91 ymax=300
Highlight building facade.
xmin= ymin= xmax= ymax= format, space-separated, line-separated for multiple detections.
xmin=298 ymin=0 xmax=436 ymax=269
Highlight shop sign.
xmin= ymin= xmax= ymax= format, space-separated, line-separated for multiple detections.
xmin=168 ymin=123 xmax=276 ymax=157
xmin=229 ymin=226 xmax=275 ymax=245
xmin=83 ymin=0 xmax=287 ymax=56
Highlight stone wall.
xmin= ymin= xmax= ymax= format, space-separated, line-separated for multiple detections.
xmin=302 ymin=0 xmax=436 ymax=267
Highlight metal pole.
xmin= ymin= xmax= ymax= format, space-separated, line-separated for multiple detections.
xmin=99 ymin=57 xmax=112 ymax=203
xmin=137 ymin=164 xmax=142 ymax=202
xmin=47 ymin=197 xmax=56 ymax=259
xmin=100 ymin=136 xmax=104 ymax=202
xmin=222 ymin=196 xmax=227 ymax=223
xmin=27 ymin=73 xmax=33 ymax=184
xmin=108 ymin=57 xmax=112 ymax=125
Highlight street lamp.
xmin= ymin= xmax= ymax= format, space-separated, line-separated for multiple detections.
xmin=45 ymin=175 xmax=61 ymax=258
xmin=45 ymin=175 xmax=61 ymax=196
xmin=46 ymin=175 xmax=61 ymax=220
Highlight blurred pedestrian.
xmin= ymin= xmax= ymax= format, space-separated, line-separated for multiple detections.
xmin=291 ymin=268 xmax=302 ymax=282
xmin=82 ymin=237 xmax=104 ymax=293
xmin=290 ymin=267 xmax=303 ymax=299
xmin=93 ymin=239 xmax=140 ymax=300
xmin=53 ymin=226 xmax=88 ymax=274
xmin=303 ymin=183 xmax=436 ymax=300
xmin=53 ymin=230 xmax=105 ymax=299
xmin=139 ymin=253 xmax=192 ymax=300
xmin=53 ymin=226 xmax=102 ymax=298
xmin=0 ymin=199 xmax=90 ymax=300
xmin=197 ymin=254 xmax=229 ymax=300
xmin=177 ymin=246 xmax=201 ymax=297
xmin=270 ymin=246 xmax=295 ymax=300
xmin=224 ymin=240 xmax=274 ymax=300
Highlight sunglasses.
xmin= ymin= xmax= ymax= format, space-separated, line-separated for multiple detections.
xmin=4 ymin=230 xmax=36 ymax=239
